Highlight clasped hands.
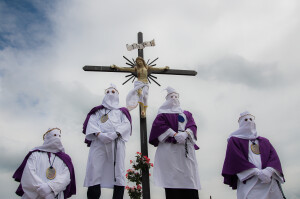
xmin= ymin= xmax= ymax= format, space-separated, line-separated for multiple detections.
xmin=173 ymin=131 xmax=188 ymax=144
xmin=254 ymin=167 xmax=274 ymax=183
xmin=97 ymin=132 xmax=119 ymax=144
xmin=37 ymin=183 xmax=55 ymax=199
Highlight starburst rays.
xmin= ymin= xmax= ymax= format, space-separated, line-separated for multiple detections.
xmin=122 ymin=56 xmax=161 ymax=86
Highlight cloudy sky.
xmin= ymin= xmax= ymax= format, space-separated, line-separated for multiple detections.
xmin=1 ymin=0 xmax=300 ymax=198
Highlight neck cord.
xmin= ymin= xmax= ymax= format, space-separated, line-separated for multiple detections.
xmin=104 ymin=108 xmax=112 ymax=116
xmin=250 ymin=139 xmax=257 ymax=145
xmin=48 ymin=153 xmax=57 ymax=169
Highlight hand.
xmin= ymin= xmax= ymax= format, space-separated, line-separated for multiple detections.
xmin=253 ymin=168 xmax=261 ymax=176
xmin=169 ymin=131 xmax=177 ymax=137
xmin=258 ymin=168 xmax=273 ymax=183
xmin=37 ymin=183 xmax=52 ymax=198
xmin=45 ymin=192 xmax=56 ymax=199
xmin=165 ymin=66 xmax=169 ymax=70
xmin=111 ymin=64 xmax=116 ymax=69
xmin=174 ymin=132 xmax=188 ymax=144
xmin=99 ymin=132 xmax=117 ymax=143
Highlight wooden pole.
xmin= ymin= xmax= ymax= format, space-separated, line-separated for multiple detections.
xmin=138 ymin=32 xmax=151 ymax=199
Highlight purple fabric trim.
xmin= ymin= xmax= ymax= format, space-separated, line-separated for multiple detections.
xmin=149 ymin=111 xmax=199 ymax=150
xmin=82 ymin=105 xmax=132 ymax=147
xmin=82 ymin=105 xmax=104 ymax=147
xmin=12 ymin=150 xmax=76 ymax=198
xmin=221 ymin=136 xmax=284 ymax=190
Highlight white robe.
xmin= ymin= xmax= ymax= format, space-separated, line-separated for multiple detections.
xmin=21 ymin=151 xmax=71 ymax=199
xmin=236 ymin=140 xmax=284 ymax=199
xmin=153 ymin=113 xmax=201 ymax=190
xmin=84 ymin=108 xmax=131 ymax=188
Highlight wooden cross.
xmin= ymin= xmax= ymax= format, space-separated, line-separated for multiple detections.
xmin=83 ymin=32 xmax=197 ymax=199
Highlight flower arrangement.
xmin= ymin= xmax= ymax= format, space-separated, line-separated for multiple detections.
xmin=126 ymin=152 xmax=154 ymax=199
xmin=126 ymin=184 xmax=142 ymax=199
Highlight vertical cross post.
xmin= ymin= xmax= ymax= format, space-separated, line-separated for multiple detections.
xmin=138 ymin=32 xmax=151 ymax=199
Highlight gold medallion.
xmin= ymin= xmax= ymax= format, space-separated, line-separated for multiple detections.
xmin=251 ymin=144 xmax=260 ymax=155
xmin=101 ymin=114 xmax=109 ymax=123
xmin=46 ymin=167 xmax=56 ymax=180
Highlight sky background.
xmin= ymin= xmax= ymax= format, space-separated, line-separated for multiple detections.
xmin=1 ymin=0 xmax=300 ymax=198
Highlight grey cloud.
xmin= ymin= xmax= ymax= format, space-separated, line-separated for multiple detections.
xmin=0 ymin=146 xmax=24 ymax=173
xmin=196 ymin=55 xmax=285 ymax=89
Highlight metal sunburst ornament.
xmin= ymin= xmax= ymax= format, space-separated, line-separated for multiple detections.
xmin=121 ymin=56 xmax=161 ymax=86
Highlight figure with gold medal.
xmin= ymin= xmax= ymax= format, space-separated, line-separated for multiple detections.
xmin=222 ymin=111 xmax=286 ymax=199
xmin=111 ymin=56 xmax=169 ymax=118
xmin=82 ymin=84 xmax=132 ymax=199
xmin=13 ymin=128 xmax=76 ymax=199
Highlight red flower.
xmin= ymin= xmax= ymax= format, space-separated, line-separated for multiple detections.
xmin=150 ymin=163 xmax=154 ymax=167
xmin=130 ymin=160 xmax=133 ymax=164
xmin=149 ymin=173 xmax=151 ymax=176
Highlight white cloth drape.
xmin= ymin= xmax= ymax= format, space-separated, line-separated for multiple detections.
xmin=126 ymin=81 xmax=149 ymax=110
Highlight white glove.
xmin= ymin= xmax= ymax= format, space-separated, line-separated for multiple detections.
xmin=253 ymin=168 xmax=261 ymax=176
xmin=45 ymin=192 xmax=56 ymax=199
xmin=168 ymin=130 xmax=176 ymax=137
xmin=37 ymin=183 xmax=52 ymax=198
xmin=174 ymin=132 xmax=188 ymax=144
xmin=98 ymin=132 xmax=118 ymax=144
xmin=258 ymin=168 xmax=273 ymax=183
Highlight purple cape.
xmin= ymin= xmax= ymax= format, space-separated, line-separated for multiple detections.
xmin=221 ymin=136 xmax=284 ymax=190
xmin=12 ymin=150 xmax=76 ymax=198
xmin=82 ymin=105 xmax=132 ymax=147
xmin=149 ymin=111 xmax=199 ymax=150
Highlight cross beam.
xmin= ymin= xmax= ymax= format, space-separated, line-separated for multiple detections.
xmin=83 ymin=65 xmax=197 ymax=76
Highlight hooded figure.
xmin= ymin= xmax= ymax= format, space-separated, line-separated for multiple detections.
xmin=149 ymin=87 xmax=201 ymax=199
xmin=13 ymin=128 xmax=76 ymax=199
xmin=222 ymin=111 xmax=285 ymax=199
xmin=82 ymin=84 xmax=132 ymax=199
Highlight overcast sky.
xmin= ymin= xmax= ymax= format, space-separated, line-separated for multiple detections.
xmin=1 ymin=0 xmax=300 ymax=198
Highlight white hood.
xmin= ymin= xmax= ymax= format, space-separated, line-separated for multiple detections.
xmin=101 ymin=83 xmax=120 ymax=110
xmin=32 ymin=128 xmax=65 ymax=153
xmin=228 ymin=111 xmax=258 ymax=140
xmin=157 ymin=86 xmax=183 ymax=114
